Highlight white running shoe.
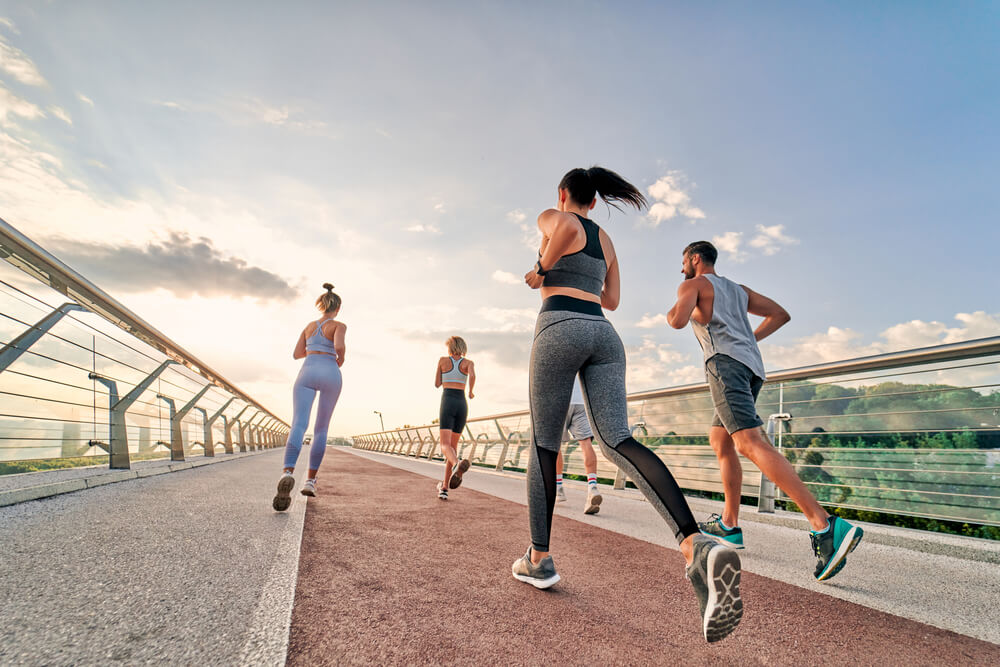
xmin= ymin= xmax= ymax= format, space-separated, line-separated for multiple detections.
xmin=556 ymin=485 xmax=567 ymax=503
xmin=437 ymin=481 xmax=448 ymax=500
xmin=584 ymin=486 xmax=603 ymax=515
xmin=272 ymin=472 xmax=295 ymax=512
xmin=300 ymin=478 xmax=317 ymax=497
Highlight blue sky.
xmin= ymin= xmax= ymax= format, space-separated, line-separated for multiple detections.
xmin=1 ymin=1 xmax=998 ymax=434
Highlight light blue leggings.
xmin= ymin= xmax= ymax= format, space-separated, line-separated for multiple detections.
xmin=283 ymin=355 xmax=343 ymax=471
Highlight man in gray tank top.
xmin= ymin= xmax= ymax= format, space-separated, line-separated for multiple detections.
xmin=666 ymin=241 xmax=863 ymax=582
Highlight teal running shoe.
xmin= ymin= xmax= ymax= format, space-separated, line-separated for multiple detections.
xmin=699 ymin=514 xmax=745 ymax=549
xmin=811 ymin=516 xmax=864 ymax=581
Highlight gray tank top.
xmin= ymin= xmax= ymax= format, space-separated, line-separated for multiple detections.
xmin=690 ymin=274 xmax=767 ymax=380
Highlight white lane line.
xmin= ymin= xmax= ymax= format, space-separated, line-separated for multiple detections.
xmin=238 ymin=494 xmax=308 ymax=667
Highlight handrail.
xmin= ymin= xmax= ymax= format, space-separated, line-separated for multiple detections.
xmin=373 ymin=335 xmax=1000 ymax=428
xmin=0 ymin=217 xmax=288 ymax=428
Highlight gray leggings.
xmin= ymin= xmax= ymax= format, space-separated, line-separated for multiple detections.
xmin=528 ymin=300 xmax=698 ymax=552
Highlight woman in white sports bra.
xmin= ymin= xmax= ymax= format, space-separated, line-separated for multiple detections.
xmin=433 ymin=336 xmax=476 ymax=500
xmin=273 ymin=283 xmax=346 ymax=511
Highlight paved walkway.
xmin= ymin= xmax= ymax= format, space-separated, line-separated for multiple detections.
xmin=0 ymin=450 xmax=301 ymax=666
xmin=287 ymin=449 xmax=1000 ymax=665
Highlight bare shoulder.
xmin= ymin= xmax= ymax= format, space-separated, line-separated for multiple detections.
xmin=598 ymin=227 xmax=616 ymax=262
xmin=461 ymin=358 xmax=474 ymax=372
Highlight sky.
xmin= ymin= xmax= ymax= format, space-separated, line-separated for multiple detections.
xmin=1 ymin=1 xmax=998 ymax=436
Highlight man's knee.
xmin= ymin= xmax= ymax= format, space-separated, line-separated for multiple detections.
xmin=709 ymin=427 xmax=735 ymax=455
xmin=731 ymin=426 xmax=770 ymax=457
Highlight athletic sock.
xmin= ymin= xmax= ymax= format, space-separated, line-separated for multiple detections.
xmin=811 ymin=517 xmax=833 ymax=534
xmin=587 ymin=473 xmax=597 ymax=487
xmin=556 ymin=474 xmax=563 ymax=487
xmin=719 ymin=517 xmax=734 ymax=531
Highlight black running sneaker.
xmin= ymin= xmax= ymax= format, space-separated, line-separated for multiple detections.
xmin=699 ymin=514 xmax=745 ymax=549
xmin=811 ymin=515 xmax=863 ymax=581
xmin=449 ymin=458 xmax=471 ymax=489
xmin=686 ymin=534 xmax=743 ymax=643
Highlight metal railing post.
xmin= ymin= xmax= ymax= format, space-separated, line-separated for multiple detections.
xmin=759 ymin=411 xmax=792 ymax=513
xmin=201 ymin=397 xmax=236 ymax=454
xmin=494 ymin=420 xmax=510 ymax=471
xmin=162 ymin=384 xmax=212 ymax=457
xmin=405 ymin=430 xmax=415 ymax=456
xmin=0 ymin=302 xmax=85 ymax=374
xmin=93 ymin=359 xmax=177 ymax=469
xmin=424 ymin=427 xmax=438 ymax=459
xmin=231 ymin=406 xmax=251 ymax=453
xmin=156 ymin=396 xmax=183 ymax=461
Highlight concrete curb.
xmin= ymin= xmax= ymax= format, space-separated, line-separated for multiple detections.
xmin=348 ymin=447 xmax=1000 ymax=566
xmin=0 ymin=451 xmax=271 ymax=508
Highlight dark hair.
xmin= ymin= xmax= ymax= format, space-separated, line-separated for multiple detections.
xmin=316 ymin=282 xmax=342 ymax=313
xmin=683 ymin=241 xmax=717 ymax=265
xmin=558 ymin=166 xmax=648 ymax=212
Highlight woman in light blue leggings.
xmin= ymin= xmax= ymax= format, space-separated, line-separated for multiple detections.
xmin=273 ymin=283 xmax=346 ymax=511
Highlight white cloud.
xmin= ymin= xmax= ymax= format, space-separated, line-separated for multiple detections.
xmin=506 ymin=209 xmax=527 ymax=224
xmin=0 ymin=84 xmax=44 ymax=124
xmin=492 ymin=269 xmax=521 ymax=286
xmin=760 ymin=311 xmax=1000 ymax=371
xmin=48 ymin=105 xmax=71 ymax=125
xmin=433 ymin=201 xmax=446 ymax=213
xmin=0 ymin=34 xmax=45 ymax=86
xmin=405 ymin=223 xmax=440 ymax=234
xmin=87 ymin=159 xmax=108 ymax=170
xmin=636 ymin=312 xmax=669 ymax=329
xmin=0 ymin=18 xmax=18 ymax=34
xmin=624 ymin=336 xmax=691 ymax=390
xmin=154 ymin=100 xmax=186 ymax=110
xmin=77 ymin=92 xmax=94 ymax=107
xmin=508 ymin=208 xmax=540 ymax=251
xmin=645 ymin=171 xmax=705 ymax=226
xmin=748 ymin=224 xmax=799 ymax=256
xmin=712 ymin=231 xmax=747 ymax=262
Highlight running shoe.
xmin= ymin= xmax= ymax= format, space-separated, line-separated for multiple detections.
xmin=556 ymin=485 xmax=567 ymax=503
xmin=811 ymin=516 xmax=863 ymax=581
xmin=300 ymin=478 xmax=317 ymax=497
xmin=584 ymin=486 xmax=602 ymax=515
xmin=272 ymin=472 xmax=295 ymax=512
xmin=449 ymin=458 xmax=471 ymax=489
xmin=698 ymin=514 xmax=745 ymax=549
xmin=511 ymin=546 xmax=560 ymax=589
xmin=437 ymin=481 xmax=448 ymax=500
xmin=686 ymin=534 xmax=743 ymax=643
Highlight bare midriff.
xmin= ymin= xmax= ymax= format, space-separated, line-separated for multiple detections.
xmin=306 ymin=351 xmax=336 ymax=357
xmin=539 ymin=285 xmax=601 ymax=304
xmin=441 ymin=382 xmax=466 ymax=391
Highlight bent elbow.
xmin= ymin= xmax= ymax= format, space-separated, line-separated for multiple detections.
xmin=780 ymin=310 xmax=791 ymax=325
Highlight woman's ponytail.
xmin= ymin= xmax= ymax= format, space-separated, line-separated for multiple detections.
xmin=558 ymin=166 xmax=647 ymax=212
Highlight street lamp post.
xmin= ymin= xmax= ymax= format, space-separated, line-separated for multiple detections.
xmin=374 ymin=410 xmax=384 ymax=431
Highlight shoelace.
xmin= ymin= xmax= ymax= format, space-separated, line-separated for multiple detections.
xmin=810 ymin=532 xmax=822 ymax=557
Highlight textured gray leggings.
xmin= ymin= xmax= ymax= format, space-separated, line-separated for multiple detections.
xmin=528 ymin=306 xmax=698 ymax=552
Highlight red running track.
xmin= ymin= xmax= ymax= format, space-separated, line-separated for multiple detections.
xmin=286 ymin=450 xmax=999 ymax=665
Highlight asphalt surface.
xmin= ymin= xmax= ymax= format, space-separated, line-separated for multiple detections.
xmin=300 ymin=449 xmax=1000 ymax=661
xmin=0 ymin=450 xmax=303 ymax=666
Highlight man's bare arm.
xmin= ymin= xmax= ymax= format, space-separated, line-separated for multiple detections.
xmin=667 ymin=280 xmax=699 ymax=329
xmin=744 ymin=286 xmax=790 ymax=341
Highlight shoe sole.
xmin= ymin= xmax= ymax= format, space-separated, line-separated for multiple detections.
xmin=272 ymin=476 xmax=295 ymax=512
xmin=816 ymin=526 xmax=862 ymax=582
xmin=703 ymin=545 xmax=743 ymax=643
xmin=584 ymin=493 xmax=603 ymax=515
xmin=300 ymin=487 xmax=316 ymax=497
xmin=701 ymin=531 xmax=745 ymax=550
xmin=449 ymin=459 xmax=471 ymax=489
xmin=511 ymin=569 xmax=561 ymax=590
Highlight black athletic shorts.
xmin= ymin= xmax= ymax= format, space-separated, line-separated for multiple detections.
xmin=439 ymin=388 xmax=468 ymax=432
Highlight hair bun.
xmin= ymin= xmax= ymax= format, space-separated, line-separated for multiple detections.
xmin=322 ymin=282 xmax=334 ymax=291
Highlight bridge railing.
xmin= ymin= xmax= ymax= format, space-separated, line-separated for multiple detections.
xmin=354 ymin=337 xmax=1000 ymax=527
xmin=0 ymin=218 xmax=289 ymax=471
